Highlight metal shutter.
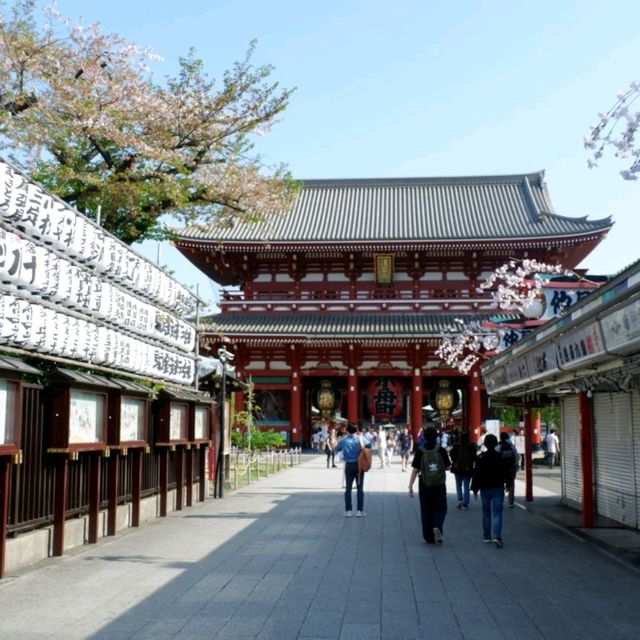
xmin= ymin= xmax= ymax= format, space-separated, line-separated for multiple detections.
xmin=561 ymin=395 xmax=582 ymax=508
xmin=593 ymin=393 xmax=636 ymax=526
xmin=632 ymin=388 xmax=640 ymax=529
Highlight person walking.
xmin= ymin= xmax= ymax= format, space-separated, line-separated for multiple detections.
xmin=377 ymin=427 xmax=388 ymax=468
xmin=471 ymin=433 xmax=511 ymax=548
xmin=325 ymin=427 xmax=338 ymax=468
xmin=398 ymin=427 xmax=413 ymax=472
xmin=545 ymin=429 xmax=560 ymax=468
xmin=514 ymin=428 xmax=525 ymax=471
xmin=335 ymin=424 xmax=372 ymax=517
xmin=496 ymin=432 xmax=519 ymax=507
xmin=449 ymin=431 xmax=476 ymax=510
xmin=408 ymin=426 xmax=451 ymax=544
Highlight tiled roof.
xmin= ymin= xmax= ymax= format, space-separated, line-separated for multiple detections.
xmin=206 ymin=312 xmax=514 ymax=340
xmin=177 ymin=172 xmax=612 ymax=244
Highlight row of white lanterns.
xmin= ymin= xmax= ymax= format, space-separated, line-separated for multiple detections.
xmin=0 ymin=293 xmax=195 ymax=385
xmin=0 ymin=227 xmax=196 ymax=352
xmin=0 ymin=161 xmax=196 ymax=314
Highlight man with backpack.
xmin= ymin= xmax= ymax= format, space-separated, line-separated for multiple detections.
xmin=496 ymin=431 xmax=519 ymax=508
xmin=408 ymin=426 xmax=451 ymax=544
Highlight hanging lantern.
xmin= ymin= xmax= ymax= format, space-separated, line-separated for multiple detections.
xmin=313 ymin=380 xmax=340 ymax=418
xmin=367 ymin=377 xmax=403 ymax=421
xmin=522 ymin=290 xmax=548 ymax=319
xmin=430 ymin=380 xmax=458 ymax=419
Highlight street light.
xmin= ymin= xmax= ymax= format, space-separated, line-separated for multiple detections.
xmin=216 ymin=347 xmax=234 ymax=498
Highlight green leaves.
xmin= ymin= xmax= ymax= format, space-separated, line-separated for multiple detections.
xmin=0 ymin=3 xmax=296 ymax=245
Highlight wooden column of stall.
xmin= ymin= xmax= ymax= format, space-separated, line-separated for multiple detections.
xmin=107 ymin=452 xmax=120 ymax=536
xmin=159 ymin=447 xmax=169 ymax=517
xmin=186 ymin=446 xmax=194 ymax=507
xmin=88 ymin=453 xmax=102 ymax=544
xmin=131 ymin=448 xmax=143 ymax=526
xmin=52 ymin=454 xmax=70 ymax=556
xmin=175 ymin=447 xmax=184 ymax=511
xmin=0 ymin=458 xmax=11 ymax=578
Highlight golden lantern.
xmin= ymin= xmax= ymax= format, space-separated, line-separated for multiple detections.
xmin=430 ymin=380 xmax=458 ymax=418
xmin=314 ymin=380 xmax=339 ymax=418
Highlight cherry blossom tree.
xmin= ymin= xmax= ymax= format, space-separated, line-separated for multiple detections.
xmin=0 ymin=1 xmax=298 ymax=244
xmin=585 ymin=81 xmax=640 ymax=180
xmin=436 ymin=259 xmax=567 ymax=374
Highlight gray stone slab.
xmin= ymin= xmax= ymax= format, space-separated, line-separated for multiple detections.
xmin=1 ymin=456 xmax=640 ymax=640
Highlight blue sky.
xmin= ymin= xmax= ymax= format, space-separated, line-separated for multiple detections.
xmin=54 ymin=0 xmax=640 ymax=308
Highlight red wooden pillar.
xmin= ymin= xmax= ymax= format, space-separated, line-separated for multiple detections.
xmin=411 ymin=369 xmax=423 ymax=442
xmin=175 ymin=447 xmax=184 ymax=511
xmin=0 ymin=459 xmax=11 ymax=578
xmin=131 ymin=449 xmax=142 ymax=527
xmin=524 ymin=402 xmax=533 ymax=502
xmin=531 ymin=410 xmax=542 ymax=447
xmin=468 ymin=369 xmax=482 ymax=442
xmin=198 ymin=447 xmax=207 ymax=502
xmin=52 ymin=455 xmax=68 ymax=556
xmin=235 ymin=388 xmax=245 ymax=419
xmin=347 ymin=368 xmax=358 ymax=426
xmin=186 ymin=447 xmax=194 ymax=507
xmin=291 ymin=369 xmax=302 ymax=446
xmin=159 ymin=448 xmax=169 ymax=517
xmin=580 ymin=392 xmax=595 ymax=528
xmin=107 ymin=452 xmax=119 ymax=536
xmin=88 ymin=454 xmax=101 ymax=544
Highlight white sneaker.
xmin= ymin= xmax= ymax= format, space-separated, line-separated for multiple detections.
xmin=355 ymin=511 xmax=366 ymax=517
xmin=344 ymin=511 xmax=352 ymax=517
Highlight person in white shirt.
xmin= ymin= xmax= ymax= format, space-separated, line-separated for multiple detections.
xmin=377 ymin=427 xmax=388 ymax=468
xmin=514 ymin=429 xmax=525 ymax=470
xmin=545 ymin=430 xmax=560 ymax=468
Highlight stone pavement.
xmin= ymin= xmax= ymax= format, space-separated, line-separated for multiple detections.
xmin=1 ymin=454 xmax=640 ymax=640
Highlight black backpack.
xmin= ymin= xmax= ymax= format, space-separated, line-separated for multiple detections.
xmin=454 ymin=445 xmax=473 ymax=475
xmin=499 ymin=441 xmax=517 ymax=470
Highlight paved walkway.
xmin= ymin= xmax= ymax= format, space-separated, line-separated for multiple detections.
xmin=1 ymin=454 xmax=640 ymax=639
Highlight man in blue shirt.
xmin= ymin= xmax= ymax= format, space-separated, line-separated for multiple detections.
xmin=335 ymin=424 xmax=372 ymax=517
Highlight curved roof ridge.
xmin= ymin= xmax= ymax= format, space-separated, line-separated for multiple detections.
xmin=300 ymin=171 xmax=546 ymax=188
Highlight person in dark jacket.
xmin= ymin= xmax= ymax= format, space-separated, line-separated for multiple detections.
xmin=449 ymin=431 xmax=477 ymax=510
xmin=408 ymin=426 xmax=451 ymax=544
xmin=471 ymin=433 xmax=511 ymax=548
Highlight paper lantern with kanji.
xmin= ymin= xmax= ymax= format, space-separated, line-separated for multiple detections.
xmin=368 ymin=377 xmax=403 ymax=421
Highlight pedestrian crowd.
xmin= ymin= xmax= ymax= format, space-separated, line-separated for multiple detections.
xmin=313 ymin=421 xmax=556 ymax=550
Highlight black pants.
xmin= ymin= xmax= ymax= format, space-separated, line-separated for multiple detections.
xmin=418 ymin=482 xmax=447 ymax=543
xmin=326 ymin=448 xmax=335 ymax=466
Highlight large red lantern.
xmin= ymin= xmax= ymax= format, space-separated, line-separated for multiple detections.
xmin=368 ymin=378 xmax=403 ymax=421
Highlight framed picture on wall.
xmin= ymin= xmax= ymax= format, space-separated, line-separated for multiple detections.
xmin=193 ymin=405 xmax=210 ymax=441
xmin=120 ymin=397 xmax=146 ymax=442
xmin=169 ymin=402 xmax=189 ymax=441
xmin=0 ymin=379 xmax=18 ymax=447
xmin=69 ymin=389 xmax=105 ymax=444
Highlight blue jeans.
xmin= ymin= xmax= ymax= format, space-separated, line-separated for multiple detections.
xmin=344 ymin=462 xmax=364 ymax=512
xmin=481 ymin=486 xmax=504 ymax=540
xmin=455 ymin=474 xmax=471 ymax=506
